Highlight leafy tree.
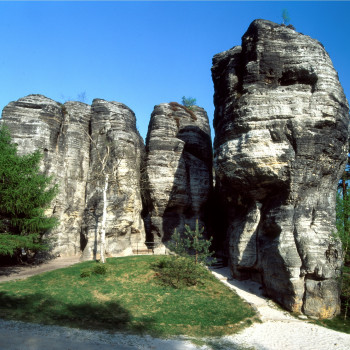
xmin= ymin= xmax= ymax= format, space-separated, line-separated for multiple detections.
xmin=181 ymin=96 xmax=197 ymax=109
xmin=282 ymin=9 xmax=290 ymax=25
xmin=0 ymin=125 xmax=58 ymax=259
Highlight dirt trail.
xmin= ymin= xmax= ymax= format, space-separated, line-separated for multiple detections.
xmin=0 ymin=256 xmax=81 ymax=283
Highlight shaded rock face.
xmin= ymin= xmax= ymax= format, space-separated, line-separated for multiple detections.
xmin=212 ymin=19 xmax=349 ymax=318
xmin=1 ymin=95 xmax=145 ymax=258
xmin=144 ymin=103 xmax=213 ymax=243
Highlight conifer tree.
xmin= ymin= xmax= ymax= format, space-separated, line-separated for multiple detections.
xmin=0 ymin=125 xmax=58 ymax=258
xmin=169 ymin=219 xmax=214 ymax=265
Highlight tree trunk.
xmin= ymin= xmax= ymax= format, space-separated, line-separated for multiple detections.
xmin=100 ymin=173 xmax=109 ymax=263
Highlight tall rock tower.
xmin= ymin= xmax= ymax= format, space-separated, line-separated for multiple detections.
xmin=212 ymin=19 xmax=349 ymax=318
xmin=143 ymin=103 xmax=213 ymax=244
xmin=1 ymin=95 xmax=146 ymax=259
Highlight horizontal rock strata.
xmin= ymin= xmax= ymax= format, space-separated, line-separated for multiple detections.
xmin=144 ymin=102 xmax=213 ymax=243
xmin=212 ymin=19 xmax=349 ymax=318
xmin=1 ymin=95 xmax=146 ymax=258
xmin=81 ymin=99 xmax=146 ymax=259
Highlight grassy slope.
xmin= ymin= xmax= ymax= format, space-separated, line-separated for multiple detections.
xmin=0 ymin=255 xmax=258 ymax=337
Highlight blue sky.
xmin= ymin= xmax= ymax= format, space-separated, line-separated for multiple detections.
xmin=1 ymin=1 xmax=349 ymax=140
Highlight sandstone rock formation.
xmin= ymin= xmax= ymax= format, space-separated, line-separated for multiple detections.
xmin=1 ymin=95 xmax=146 ymax=258
xmin=81 ymin=99 xmax=145 ymax=260
xmin=212 ymin=19 xmax=349 ymax=318
xmin=143 ymin=103 xmax=213 ymax=243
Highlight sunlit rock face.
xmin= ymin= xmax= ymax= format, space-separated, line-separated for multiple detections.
xmin=144 ymin=103 xmax=213 ymax=243
xmin=1 ymin=95 xmax=146 ymax=258
xmin=212 ymin=19 xmax=349 ymax=318
xmin=81 ymin=99 xmax=146 ymax=260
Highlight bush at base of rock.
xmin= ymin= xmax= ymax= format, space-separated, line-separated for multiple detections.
xmin=152 ymin=256 xmax=206 ymax=289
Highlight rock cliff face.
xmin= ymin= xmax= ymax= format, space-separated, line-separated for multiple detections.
xmin=212 ymin=19 xmax=349 ymax=318
xmin=1 ymin=95 xmax=146 ymax=258
xmin=144 ymin=103 xmax=213 ymax=243
xmin=81 ymin=99 xmax=145 ymax=259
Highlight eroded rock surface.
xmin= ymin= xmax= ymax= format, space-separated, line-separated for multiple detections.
xmin=81 ymin=99 xmax=145 ymax=259
xmin=1 ymin=95 xmax=145 ymax=258
xmin=212 ymin=19 xmax=349 ymax=318
xmin=144 ymin=103 xmax=213 ymax=243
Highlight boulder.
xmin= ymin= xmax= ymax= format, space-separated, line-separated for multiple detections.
xmin=212 ymin=19 xmax=349 ymax=317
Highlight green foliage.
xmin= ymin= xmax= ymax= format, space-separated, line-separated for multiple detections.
xmin=168 ymin=219 xmax=215 ymax=265
xmin=341 ymin=271 xmax=350 ymax=320
xmin=336 ymin=187 xmax=350 ymax=320
xmin=93 ymin=262 xmax=108 ymax=275
xmin=0 ymin=234 xmax=44 ymax=256
xmin=181 ymin=96 xmax=197 ymax=109
xmin=282 ymin=9 xmax=290 ymax=25
xmin=155 ymin=220 xmax=215 ymax=288
xmin=0 ymin=125 xmax=59 ymax=257
xmin=152 ymin=256 xmax=206 ymax=288
xmin=336 ymin=191 xmax=350 ymax=263
xmin=0 ymin=256 xmax=257 ymax=337
xmin=80 ymin=262 xmax=109 ymax=278
xmin=80 ymin=268 xmax=92 ymax=278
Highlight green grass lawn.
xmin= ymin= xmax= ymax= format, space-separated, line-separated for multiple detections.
xmin=0 ymin=255 xmax=258 ymax=337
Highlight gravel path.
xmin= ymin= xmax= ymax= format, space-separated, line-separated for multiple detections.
xmin=0 ymin=258 xmax=350 ymax=349
xmin=210 ymin=267 xmax=350 ymax=350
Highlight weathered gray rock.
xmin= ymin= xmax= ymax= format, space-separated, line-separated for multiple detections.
xmin=1 ymin=95 xmax=146 ymax=258
xmin=0 ymin=95 xmax=88 ymax=256
xmin=212 ymin=19 xmax=349 ymax=318
xmin=144 ymin=102 xmax=213 ymax=243
xmin=81 ymin=99 xmax=146 ymax=259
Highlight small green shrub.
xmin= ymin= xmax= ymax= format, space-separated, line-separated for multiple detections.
xmin=80 ymin=262 xmax=108 ymax=278
xmin=182 ymin=96 xmax=197 ymax=108
xmin=153 ymin=256 xmax=206 ymax=288
xmin=154 ymin=220 xmax=215 ymax=288
xmin=93 ymin=263 xmax=108 ymax=275
xmin=80 ymin=269 xmax=92 ymax=278
xmin=168 ymin=220 xmax=215 ymax=265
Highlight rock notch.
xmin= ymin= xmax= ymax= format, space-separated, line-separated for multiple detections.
xmin=143 ymin=102 xmax=213 ymax=244
xmin=212 ymin=19 xmax=349 ymax=318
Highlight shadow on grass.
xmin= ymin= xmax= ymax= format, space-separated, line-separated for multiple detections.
xmin=0 ymin=291 xmax=161 ymax=336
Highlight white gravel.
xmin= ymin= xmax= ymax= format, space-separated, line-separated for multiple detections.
xmin=0 ymin=319 xmax=203 ymax=350
xmin=210 ymin=267 xmax=350 ymax=350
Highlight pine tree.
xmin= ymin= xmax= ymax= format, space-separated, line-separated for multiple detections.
xmin=181 ymin=96 xmax=197 ymax=109
xmin=281 ymin=9 xmax=290 ymax=25
xmin=0 ymin=125 xmax=58 ymax=258
xmin=169 ymin=219 xmax=214 ymax=265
